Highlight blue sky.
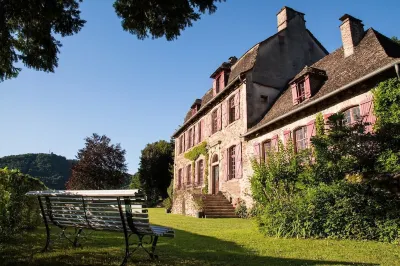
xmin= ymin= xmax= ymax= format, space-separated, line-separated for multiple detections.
xmin=0 ymin=0 xmax=399 ymax=173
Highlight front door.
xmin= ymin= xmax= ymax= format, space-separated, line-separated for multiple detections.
xmin=212 ymin=165 xmax=219 ymax=194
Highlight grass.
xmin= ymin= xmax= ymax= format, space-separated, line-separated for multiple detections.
xmin=1 ymin=208 xmax=399 ymax=266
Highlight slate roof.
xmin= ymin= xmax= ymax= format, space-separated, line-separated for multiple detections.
xmin=249 ymin=28 xmax=400 ymax=133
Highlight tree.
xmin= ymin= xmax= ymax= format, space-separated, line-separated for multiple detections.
xmin=138 ymin=140 xmax=174 ymax=204
xmin=66 ymin=133 xmax=128 ymax=190
xmin=392 ymin=36 xmax=400 ymax=45
xmin=129 ymin=172 xmax=142 ymax=189
xmin=1 ymin=0 xmax=224 ymax=82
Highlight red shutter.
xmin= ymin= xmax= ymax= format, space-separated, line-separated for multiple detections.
xmin=235 ymin=143 xmax=242 ymax=179
xmin=306 ymin=120 xmax=316 ymax=147
xmin=234 ymin=92 xmax=240 ymax=120
xmin=283 ymin=130 xmax=291 ymax=146
xmin=291 ymin=83 xmax=298 ymax=105
xmin=253 ymin=143 xmax=260 ymax=162
xmin=213 ymin=79 xmax=217 ymax=96
xmin=304 ymin=75 xmax=311 ymax=98
xmin=271 ymin=135 xmax=279 ymax=151
xmin=217 ymin=105 xmax=222 ymax=131
xmin=360 ymin=97 xmax=376 ymax=133
xmin=225 ymin=149 xmax=229 ymax=181
xmin=220 ymin=72 xmax=225 ymax=90
xmin=222 ymin=101 xmax=228 ymax=128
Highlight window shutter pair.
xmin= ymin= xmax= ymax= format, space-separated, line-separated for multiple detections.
xmin=360 ymin=96 xmax=376 ymax=133
xmin=234 ymin=92 xmax=240 ymax=120
xmin=306 ymin=120 xmax=316 ymax=147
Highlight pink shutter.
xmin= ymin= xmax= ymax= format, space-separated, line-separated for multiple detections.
xmin=234 ymin=92 xmax=240 ymax=120
xmin=235 ymin=143 xmax=242 ymax=179
xmin=253 ymin=143 xmax=260 ymax=162
xmin=360 ymin=97 xmax=376 ymax=133
xmin=200 ymin=119 xmax=205 ymax=141
xmin=217 ymin=105 xmax=222 ymax=131
xmin=220 ymin=72 xmax=225 ymax=90
xmin=213 ymin=79 xmax=217 ymax=96
xmin=304 ymin=75 xmax=311 ymax=98
xmin=193 ymin=125 xmax=197 ymax=145
xmin=291 ymin=83 xmax=298 ymax=105
xmin=306 ymin=120 xmax=316 ymax=147
xmin=271 ymin=135 xmax=279 ymax=151
xmin=222 ymin=101 xmax=228 ymax=128
xmin=283 ymin=130 xmax=291 ymax=146
xmin=225 ymin=149 xmax=229 ymax=181
xmin=324 ymin=113 xmax=333 ymax=131
xmin=206 ymin=115 xmax=211 ymax=137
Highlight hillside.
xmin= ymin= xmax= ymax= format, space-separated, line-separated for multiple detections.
xmin=0 ymin=153 xmax=77 ymax=189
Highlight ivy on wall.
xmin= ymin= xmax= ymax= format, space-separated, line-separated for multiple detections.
xmin=184 ymin=141 xmax=209 ymax=194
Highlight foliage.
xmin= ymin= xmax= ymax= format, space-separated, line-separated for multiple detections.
xmin=0 ymin=168 xmax=46 ymax=241
xmin=184 ymin=141 xmax=208 ymax=161
xmin=0 ymin=0 xmax=85 ymax=82
xmin=234 ymin=199 xmax=248 ymax=219
xmin=315 ymin=112 xmax=325 ymax=136
xmin=138 ymin=140 xmax=174 ymax=205
xmin=373 ymin=78 xmax=400 ymax=126
xmin=162 ymin=197 xmax=172 ymax=210
xmin=66 ymin=134 xmax=128 ymax=190
xmin=391 ymin=36 xmax=400 ymax=45
xmin=0 ymin=153 xmax=76 ymax=189
xmin=114 ymin=0 xmax=225 ymax=41
xmin=1 ymin=0 xmax=225 ymax=82
xmin=129 ymin=172 xmax=142 ymax=189
xmin=202 ymin=153 xmax=209 ymax=194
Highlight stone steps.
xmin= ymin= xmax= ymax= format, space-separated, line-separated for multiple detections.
xmin=202 ymin=194 xmax=237 ymax=218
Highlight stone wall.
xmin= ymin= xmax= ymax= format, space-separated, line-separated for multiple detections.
xmin=171 ymin=190 xmax=200 ymax=217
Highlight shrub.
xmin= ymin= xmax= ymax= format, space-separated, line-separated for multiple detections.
xmin=0 ymin=168 xmax=46 ymax=241
xmin=162 ymin=197 xmax=172 ymax=210
xmin=235 ymin=199 xmax=248 ymax=218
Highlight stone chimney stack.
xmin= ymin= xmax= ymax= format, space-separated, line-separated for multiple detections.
xmin=277 ymin=6 xmax=305 ymax=32
xmin=339 ymin=14 xmax=365 ymax=57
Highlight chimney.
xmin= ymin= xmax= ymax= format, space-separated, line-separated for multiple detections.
xmin=339 ymin=14 xmax=365 ymax=57
xmin=277 ymin=6 xmax=305 ymax=32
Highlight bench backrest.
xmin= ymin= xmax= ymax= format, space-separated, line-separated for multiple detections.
xmin=28 ymin=190 xmax=152 ymax=234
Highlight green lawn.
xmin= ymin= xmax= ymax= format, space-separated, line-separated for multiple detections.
xmin=1 ymin=208 xmax=399 ymax=266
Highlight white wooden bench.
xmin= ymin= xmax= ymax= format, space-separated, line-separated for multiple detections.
xmin=26 ymin=190 xmax=174 ymax=265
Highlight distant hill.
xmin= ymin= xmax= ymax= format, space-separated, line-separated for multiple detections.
xmin=0 ymin=153 xmax=77 ymax=190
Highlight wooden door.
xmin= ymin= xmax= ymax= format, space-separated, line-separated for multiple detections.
xmin=212 ymin=165 xmax=219 ymax=194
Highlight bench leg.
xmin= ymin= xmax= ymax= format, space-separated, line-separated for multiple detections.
xmin=73 ymin=228 xmax=83 ymax=247
xmin=151 ymin=236 xmax=159 ymax=259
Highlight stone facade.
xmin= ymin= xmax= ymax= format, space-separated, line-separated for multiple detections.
xmin=171 ymin=6 xmax=400 ymax=216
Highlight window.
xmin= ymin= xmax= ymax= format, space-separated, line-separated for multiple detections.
xmin=186 ymin=165 xmax=192 ymax=185
xmin=296 ymin=81 xmax=306 ymax=103
xmin=294 ymin=126 xmax=307 ymax=152
xmin=212 ymin=110 xmax=218 ymax=134
xmin=188 ymin=128 xmax=193 ymax=148
xmin=229 ymin=96 xmax=236 ymax=123
xmin=216 ymin=76 xmax=220 ymax=94
xmin=342 ymin=106 xmax=361 ymax=125
xmin=229 ymin=146 xmax=236 ymax=180
xmin=178 ymin=168 xmax=183 ymax=189
xmin=262 ymin=140 xmax=272 ymax=162
xmin=197 ymin=160 xmax=204 ymax=185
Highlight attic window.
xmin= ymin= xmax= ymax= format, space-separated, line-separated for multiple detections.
xmin=296 ymin=81 xmax=306 ymax=103
xmin=216 ymin=76 xmax=221 ymax=94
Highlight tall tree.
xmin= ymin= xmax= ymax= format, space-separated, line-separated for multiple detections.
xmin=392 ymin=36 xmax=400 ymax=45
xmin=66 ymin=133 xmax=128 ymax=190
xmin=1 ymin=0 xmax=224 ymax=82
xmin=138 ymin=140 xmax=174 ymax=204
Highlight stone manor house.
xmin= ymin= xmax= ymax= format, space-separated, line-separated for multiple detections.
xmin=171 ymin=7 xmax=400 ymax=217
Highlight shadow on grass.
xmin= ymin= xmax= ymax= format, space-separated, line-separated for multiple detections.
xmin=0 ymin=227 xmax=377 ymax=266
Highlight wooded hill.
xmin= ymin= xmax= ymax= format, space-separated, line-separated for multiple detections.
xmin=0 ymin=153 xmax=76 ymax=189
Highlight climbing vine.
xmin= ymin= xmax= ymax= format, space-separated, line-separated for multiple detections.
xmin=315 ymin=112 xmax=325 ymax=136
xmin=184 ymin=141 xmax=209 ymax=194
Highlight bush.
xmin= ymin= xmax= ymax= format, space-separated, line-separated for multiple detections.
xmin=235 ymin=199 xmax=248 ymax=218
xmin=255 ymin=181 xmax=400 ymax=242
xmin=0 ymin=168 xmax=46 ymax=241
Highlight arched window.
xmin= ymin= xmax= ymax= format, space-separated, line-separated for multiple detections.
xmin=342 ymin=106 xmax=361 ymax=125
